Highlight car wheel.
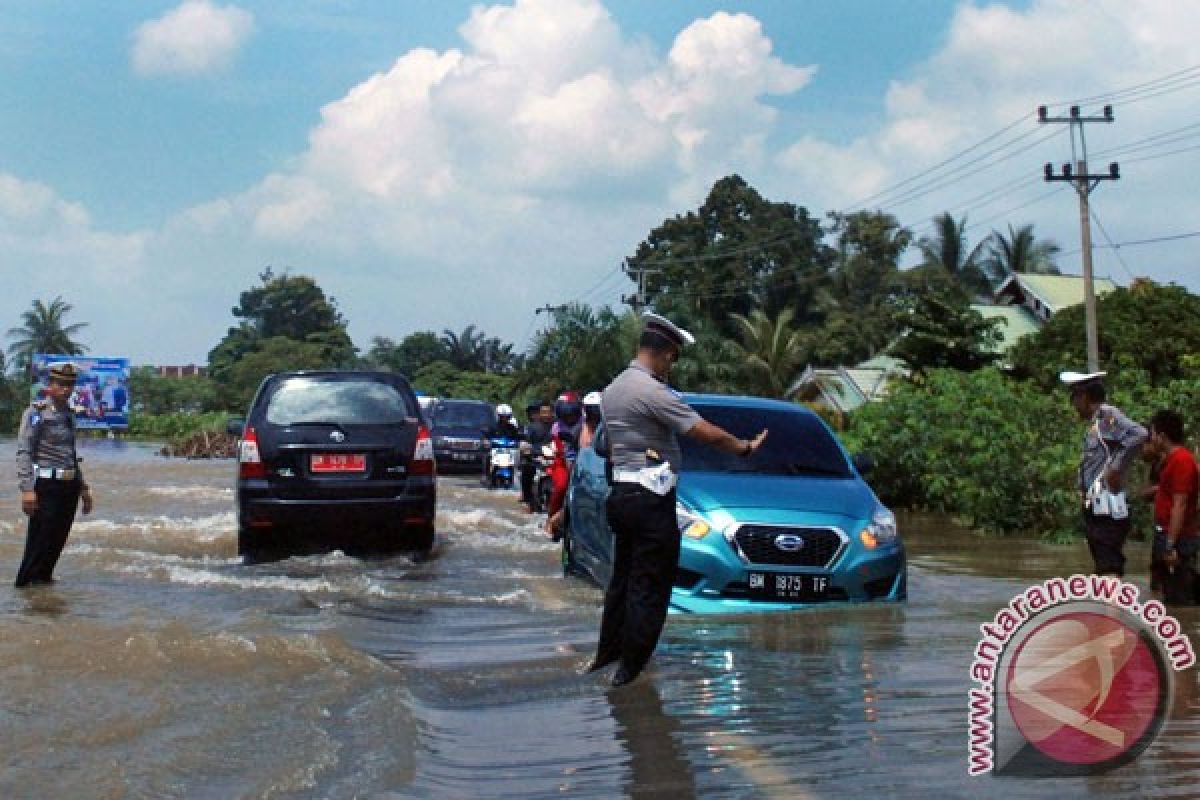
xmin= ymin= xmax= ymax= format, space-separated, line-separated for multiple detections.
xmin=238 ymin=527 xmax=276 ymax=564
xmin=406 ymin=524 xmax=435 ymax=555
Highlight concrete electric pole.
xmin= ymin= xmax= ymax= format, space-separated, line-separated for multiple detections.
xmin=1039 ymin=104 xmax=1120 ymax=373
xmin=621 ymin=259 xmax=661 ymax=315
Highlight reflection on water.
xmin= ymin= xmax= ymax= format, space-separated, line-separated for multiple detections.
xmin=0 ymin=439 xmax=1196 ymax=798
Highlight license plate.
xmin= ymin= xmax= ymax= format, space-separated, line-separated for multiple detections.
xmin=310 ymin=453 xmax=366 ymax=473
xmin=747 ymin=571 xmax=831 ymax=601
xmin=452 ymin=453 xmax=475 ymax=461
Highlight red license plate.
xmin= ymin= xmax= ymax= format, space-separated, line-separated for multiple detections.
xmin=310 ymin=453 xmax=366 ymax=473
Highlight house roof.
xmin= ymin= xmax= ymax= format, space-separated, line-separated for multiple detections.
xmin=970 ymin=303 xmax=1043 ymax=353
xmin=995 ymin=273 xmax=1119 ymax=313
xmin=790 ymin=364 xmax=903 ymax=413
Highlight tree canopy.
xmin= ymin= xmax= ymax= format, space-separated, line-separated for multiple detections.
xmin=6 ymin=296 xmax=89 ymax=371
xmin=1009 ymin=280 xmax=1200 ymax=388
xmin=208 ymin=269 xmax=357 ymax=410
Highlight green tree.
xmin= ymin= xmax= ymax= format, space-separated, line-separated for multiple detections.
xmin=6 ymin=296 xmax=89 ymax=371
xmin=1009 ymin=281 xmax=1200 ymax=388
xmin=127 ymin=366 xmax=219 ymax=414
xmin=412 ymin=361 xmax=515 ymax=405
xmin=731 ymin=308 xmax=805 ymax=398
xmin=982 ymin=223 xmax=1061 ymax=282
xmin=366 ymin=332 xmax=448 ymax=376
xmin=888 ymin=281 xmax=1002 ymax=374
xmin=671 ymin=314 xmax=744 ymax=394
xmin=440 ymin=325 xmax=487 ymax=371
xmin=813 ymin=210 xmax=912 ymax=365
xmin=208 ymin=270 xmax=356 ymax=408
xmin=0 ymin=350 xmax=21 ymax=432
xmin=917 ymin=213 xmax=993 ymax=297
xmin=625 ymin=175 xmax=832 ymax=337
xmin=224 ymin=337 xmax=335 ymax=412
xmin=518 ymin=304 xmax=635 ymax=398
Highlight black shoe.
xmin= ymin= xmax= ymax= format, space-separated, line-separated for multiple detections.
xmin=610 ymin=665 xmax=638 ymax=687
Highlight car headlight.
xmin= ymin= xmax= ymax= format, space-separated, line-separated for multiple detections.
xmin=676 ymin=505 xmax=711 ymax=540
xmin=859 ymin=507 xmax=898 ymax=550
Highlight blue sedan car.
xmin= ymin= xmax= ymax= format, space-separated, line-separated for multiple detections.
xmin=562 ymin=393 xmax=906 ymax=613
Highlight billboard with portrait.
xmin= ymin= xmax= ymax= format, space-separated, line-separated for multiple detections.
xmin=31 ymin=354 xmax=131 ymax=430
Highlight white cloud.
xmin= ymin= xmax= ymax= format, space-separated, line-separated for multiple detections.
xmin=132 ymin=0 xmax=254 ymax=77
xmin=8 ymin=0 xmax=1200 ymax=364
xmin=762 ymin=0 xmax=1200 ymax=297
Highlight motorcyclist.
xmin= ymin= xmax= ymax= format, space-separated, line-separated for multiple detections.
xmin=519 ymin=400 xmax=554 ymax=511
xmin=493 ymin=403 xmax=521 ymax=439
xmin=545 ymin=391 xmax=583 ymax=539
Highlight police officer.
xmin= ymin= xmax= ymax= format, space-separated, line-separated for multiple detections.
xmin=1061 ymin=370 xmax=1147 ymax=577
xmin=15 ymin=361 xmax=94 ymax=587
xmin=589 ymin=313 xmax=767 ymax=687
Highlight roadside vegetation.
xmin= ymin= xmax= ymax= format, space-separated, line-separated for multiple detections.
xmin=2 ymin=176 xmax=1196 ymax=542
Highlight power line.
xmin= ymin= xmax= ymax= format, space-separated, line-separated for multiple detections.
xmin=1087 ymin=208 xmax=1138 ymax=283
xmin=846 ymin=112 xmax=1035 ymax=210
xmin=1062 ymin=229 xmax=1200 ymax=256
xmin=1055 ymin=64 xmax=1200 ymax=108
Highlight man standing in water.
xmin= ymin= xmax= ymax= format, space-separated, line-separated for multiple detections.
xmin=1061 ymin=370 xmax=1146 ymax=577
xmin=590 ymin=313 xmax=766 ymax=687
xmin=14 ymin=362 xmax=94 ymax=587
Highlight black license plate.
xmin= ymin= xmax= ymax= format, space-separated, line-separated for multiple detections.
xmin=747 ymin=572 xmax=831 ymax=601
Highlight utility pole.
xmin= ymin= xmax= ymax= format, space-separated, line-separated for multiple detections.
xmin=1039 ymin=104 xmax=1119 ymax=373
xmin=621 ymin=259 xmax=661 ymax=315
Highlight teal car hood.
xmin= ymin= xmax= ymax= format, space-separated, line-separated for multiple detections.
xmin=677 ymin=471 xmax=876 ymax=517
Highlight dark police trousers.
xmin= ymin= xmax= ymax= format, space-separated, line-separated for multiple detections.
xmin=595 ymin=483 xmax=680 ymax=678
xmin=15 ymin=478 xmax=81 ymax=587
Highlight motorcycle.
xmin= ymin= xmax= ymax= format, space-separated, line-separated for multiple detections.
xmin=483 ymin=435 xmax=519 ymax=489
xmin=527 ymin=443 xmax=555 ymax=512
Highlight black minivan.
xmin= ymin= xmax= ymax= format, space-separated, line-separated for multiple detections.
xmin=228 ymin=371 xmax=436 ymax=561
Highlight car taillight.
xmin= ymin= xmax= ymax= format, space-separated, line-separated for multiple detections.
xmin=238 ymin=427 xmax=267 ymax=479
xmin=410 ymin=425 xmax=436 ymax=476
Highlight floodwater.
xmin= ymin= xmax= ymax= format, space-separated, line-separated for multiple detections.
xmin=0 ymin=439 xmax=1197 ymax=799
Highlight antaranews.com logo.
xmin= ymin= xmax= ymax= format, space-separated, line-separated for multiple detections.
xmin=968 ymin=574 xmax=1195 ymax=777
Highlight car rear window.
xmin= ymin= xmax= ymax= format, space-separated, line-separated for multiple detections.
xmin=432 ymin=402 xmax=494 ymax=429
xmin=265 ymin=378 xmax=413 ymax=426
xmin=679 ymin=404 xmax=851 ymax=477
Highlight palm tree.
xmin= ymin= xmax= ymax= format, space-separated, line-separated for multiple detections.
xmin=729 ymin=307 xmax=806 ymax=398
xmin=917 ymin=213 xmax=993 ymax=297
xmin=440 ymin=325 xmax=487 ymax=371
xmin=6 ymin=296 xmax=89 ymax=371
xmin=983 ymin=224 xmax=1061 ymax=283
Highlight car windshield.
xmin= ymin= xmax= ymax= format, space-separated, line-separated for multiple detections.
xmin=265 ymin=378 xmax=412 ymax=426
xmin=433 ymin=402 xmax=494 ymax=430
xmin=679 ymin=404 xmax=851 ymax=477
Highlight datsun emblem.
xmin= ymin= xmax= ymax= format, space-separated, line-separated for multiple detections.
xmin=774 ymin=534 xmax=805 ymax=552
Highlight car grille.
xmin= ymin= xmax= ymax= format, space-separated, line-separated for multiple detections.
xmin=732 ymin=525 xmax=844 ymax=568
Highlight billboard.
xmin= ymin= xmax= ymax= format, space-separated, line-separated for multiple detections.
xmin=31 ymin=354 xmax=131 ymax=430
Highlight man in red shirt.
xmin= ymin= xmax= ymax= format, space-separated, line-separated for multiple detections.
xmin=1148 ymin=409 xmax=1199 ymax=604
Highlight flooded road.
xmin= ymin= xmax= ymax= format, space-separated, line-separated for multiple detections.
xmin=1 ymin=439 xmax=1197 ymax=799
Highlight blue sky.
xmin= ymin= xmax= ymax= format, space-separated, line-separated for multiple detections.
xmin=2 ymin=0 xmax=1197 ymax=364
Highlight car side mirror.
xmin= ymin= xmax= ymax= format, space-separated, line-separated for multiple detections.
xmin=226 ymin=417 xmax=245 ymax=437
xmin=852 ymin=453 xmax=875 ymax=475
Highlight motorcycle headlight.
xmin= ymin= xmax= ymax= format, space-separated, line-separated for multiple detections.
xmin=859 ymin=507 xmax=899 ymax=550
xmin=676 ymin=505 xmax=711 ymax=540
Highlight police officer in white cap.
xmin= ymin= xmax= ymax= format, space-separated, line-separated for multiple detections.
xmin=1061 ymin=370 xmax=1146 ymax=577
xmin=14 ymin=361 xmax=95 ymax=587
xmin=589 ymin=313 xmax=767 ymax=686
